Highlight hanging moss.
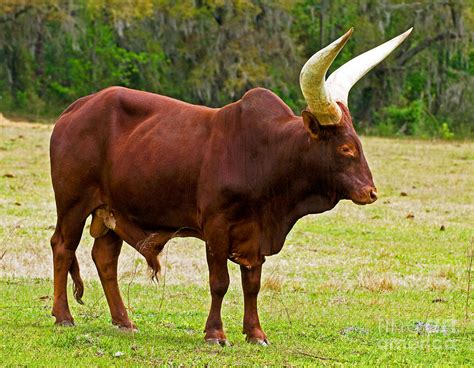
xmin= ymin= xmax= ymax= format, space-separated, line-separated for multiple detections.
xmin=0 ymin=0 xmax=472 ymax=137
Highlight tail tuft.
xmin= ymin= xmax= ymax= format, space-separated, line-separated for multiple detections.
xmin=134 ymin=234 xmax=167 ymax=282
xmin=69 ymin=255 xmax=84 ymax=304
xmin=145 ymin=253 xmax=161 ymax=282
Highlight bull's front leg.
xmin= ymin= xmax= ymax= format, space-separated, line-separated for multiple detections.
xmin=240 ymin=264 xmax=269 ymax=345
xmin=204 ymin=242 xmax=230 ymax=346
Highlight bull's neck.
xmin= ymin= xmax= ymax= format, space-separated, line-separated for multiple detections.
xmin=270 ymin=116 xmax=339 ymax=217
xmin=257 ymin=117 xmax=339 ymax=256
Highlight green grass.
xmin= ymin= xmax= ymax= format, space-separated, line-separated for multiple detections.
xmin=1 ymin=118 xmax=473 ymax=366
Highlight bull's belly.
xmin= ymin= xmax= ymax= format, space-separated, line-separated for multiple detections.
xmin=106 ymin=183 xmax=201 ymax=231
xmin=104 ymin=159 xmax=202 ymax=232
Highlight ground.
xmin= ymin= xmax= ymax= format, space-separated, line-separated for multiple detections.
xmin=0 ymin=116 xmax=473 ymax=366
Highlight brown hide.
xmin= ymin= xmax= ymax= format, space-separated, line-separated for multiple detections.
xmin=51 ymin=86 xmax=376 ymax=269
xmin=49 ymin=86 xmax=376 ymax=339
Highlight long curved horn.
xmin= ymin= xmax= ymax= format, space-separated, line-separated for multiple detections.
xmin=299 ymin=28 xmax=353 ymax=125
xmin=327 ymin=28 xmax=413 ymax=106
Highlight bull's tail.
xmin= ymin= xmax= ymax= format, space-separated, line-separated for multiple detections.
xmin=69 ymin=255 xmax=84 ymax=305
xmin=145 ymin=252 xmax=162 ymax=282
xmin=135 ymin=234 xmax=169 ymax=283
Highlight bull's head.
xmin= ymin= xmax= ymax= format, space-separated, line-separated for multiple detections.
xmin=299 ymin=28 xmax=412 ymax=205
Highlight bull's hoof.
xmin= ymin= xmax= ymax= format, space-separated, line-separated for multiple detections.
xmin=113 ymin=321 xmax=138 ymax=333
xmin=247 ymin=337 xmax=270 ymax=346
xmin=205 ymin=338 xmax=231 ymax=347
xmin=55 ymin=320 xmax=75 ymax=327
xmin=117 ymin=324 xmax=139 ymax=333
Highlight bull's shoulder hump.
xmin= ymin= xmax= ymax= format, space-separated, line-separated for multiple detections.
xmin=239 ymin=88 xmax=295 ymax=118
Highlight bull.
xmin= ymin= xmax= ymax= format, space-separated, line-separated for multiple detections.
xmin=49 ymin=28 xmax=412 ymax=345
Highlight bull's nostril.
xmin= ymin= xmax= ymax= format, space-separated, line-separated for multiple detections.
xmin=370 ymin=190 xmax=378 ymax=201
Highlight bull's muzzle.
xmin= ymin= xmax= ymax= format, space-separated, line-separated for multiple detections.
xmin=352 ymin=186 xmax=378 ymax=205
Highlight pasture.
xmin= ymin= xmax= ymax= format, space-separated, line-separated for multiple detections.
xmin=0 ymin=117 xmax=473 ymax=366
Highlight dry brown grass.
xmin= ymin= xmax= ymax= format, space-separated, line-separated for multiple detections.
xmin=358 ymin=270 xmax=395 ymax=292
xmin=429 ymin=277 xmax=451 ymax=292
xmin=435 ymin=265 xmax=457 ymax=280
xmin=262 ymin=273 xmax=283 ymax=292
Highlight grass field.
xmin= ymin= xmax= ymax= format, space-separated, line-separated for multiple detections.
xmin=1 ymin=116 xmax=473 ymax=366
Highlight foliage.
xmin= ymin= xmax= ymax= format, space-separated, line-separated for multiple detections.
xmin=376 ymin=99 xmax=436 ymax=137
xmin=440 ymin=122 xmax=455 ymax=140
xmin=375 ymin=99 xmax=459 ymax=139
xmin=0 ymin=0 xmax=472 ymax=137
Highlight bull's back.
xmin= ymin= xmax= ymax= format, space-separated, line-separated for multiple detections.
xmin=51 ymin=87 xmax=216 ymax=229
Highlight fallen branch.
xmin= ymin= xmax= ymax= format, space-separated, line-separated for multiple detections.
xmin=294 ymin=349 xmax=345 ymax=363
xmin=157 ymin=242 xmax=170 ymax=315
xmin=126 ymin=258 xmax=140 ymax=311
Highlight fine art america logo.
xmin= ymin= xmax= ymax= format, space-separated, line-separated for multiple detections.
xmin=376 ymin=318 xmax=458 ymax=351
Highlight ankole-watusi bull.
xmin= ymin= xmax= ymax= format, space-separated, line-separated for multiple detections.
xmin=50 ymin=28 xmax=412 ymax=345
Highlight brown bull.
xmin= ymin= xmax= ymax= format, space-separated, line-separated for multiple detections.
xmin=50 ymin=28 xmax=412 ymax=345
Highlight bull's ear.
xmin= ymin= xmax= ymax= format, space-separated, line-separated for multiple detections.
xmin=302 ymin=110 xmax=321 ymax=139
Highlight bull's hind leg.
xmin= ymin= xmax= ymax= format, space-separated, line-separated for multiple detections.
xmin=92 ymin=231 xmax=137 ymax=331
xmin=50 ymin=210 xmax=86 ymax=325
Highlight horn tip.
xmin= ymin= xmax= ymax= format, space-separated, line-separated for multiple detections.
xmin=403 ymin=27 xmax=414 ymax=37
xmin=344 ymin=27 xmax=354 ymax=39
xmin=337 ymin=27 xmax=354 ymax=45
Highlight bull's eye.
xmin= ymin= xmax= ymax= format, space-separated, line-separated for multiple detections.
xmin=339 ymin=145 xmax=354 ymax=156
